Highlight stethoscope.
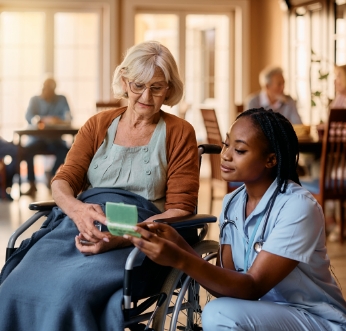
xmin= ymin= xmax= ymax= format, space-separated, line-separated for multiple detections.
xmin=219 ymin=185 xmax=280 ymax=270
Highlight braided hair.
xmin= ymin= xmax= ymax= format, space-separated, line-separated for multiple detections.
xmin=237 ymin=107 xmax=301 ymax=193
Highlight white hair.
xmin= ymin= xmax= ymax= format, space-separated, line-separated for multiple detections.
xmin=259 ymin=66 xmax=284 ymax=88
xmin=112 ymin=41 xmax=184 ymax=107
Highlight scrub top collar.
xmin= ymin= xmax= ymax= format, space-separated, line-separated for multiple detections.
xmin=239 ymin=178 xmax=279 ymax=227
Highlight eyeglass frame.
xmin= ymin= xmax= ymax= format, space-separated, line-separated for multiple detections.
xmin=128 ymin=81 xmax=170 ymax=97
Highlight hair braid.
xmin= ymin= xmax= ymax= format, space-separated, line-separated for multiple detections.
xmin=237 ymin=108 xmax=300 ymax=193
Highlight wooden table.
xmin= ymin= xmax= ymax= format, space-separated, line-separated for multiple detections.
xmin=297 ymin=124 xmax=323 ymax=159
xmin=13 ymin=125 xmax=79 ymax=193
xmin=298 ymin=138 xmax=323 ymax=158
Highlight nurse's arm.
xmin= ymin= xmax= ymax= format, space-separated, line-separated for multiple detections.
xmin=127 ymin=224 xmax=298 ymax=300
xmin=201 ymin=244 xmax=236 ymax=297
xmin=177 ymin=246 xmax=299 ymax=299
xmin=177 ymin=248 xmax=299 ymax=300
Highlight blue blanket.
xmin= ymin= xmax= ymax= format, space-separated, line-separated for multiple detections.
xmin=0 ymin=188 xmax=161 ymax=331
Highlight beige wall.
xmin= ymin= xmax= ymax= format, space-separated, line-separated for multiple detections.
xmin=116 ymin=0 xmax=285 ymax=99
xmin=248 ymin=0 xmax=284 ymax=94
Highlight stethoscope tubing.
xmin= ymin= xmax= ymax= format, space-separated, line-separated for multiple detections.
xmin=219 ymin=184 xmax=280 ymax=270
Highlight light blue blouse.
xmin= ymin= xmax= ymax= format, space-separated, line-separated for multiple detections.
xmin=87 ymin=116 xmax=167 ymax=212
xmin=220 ymin=179 xmax=346 ymax=327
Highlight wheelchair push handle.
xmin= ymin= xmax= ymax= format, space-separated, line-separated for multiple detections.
xmin=198 ymin=143 xmax=222 ymax=155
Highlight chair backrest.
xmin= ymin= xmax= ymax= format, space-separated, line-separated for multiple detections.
xmin=200 ymin=108 xmax=223 ymax=181
xmin=320 ymin=108 xmax=346 ymax=201
xmin=96 ymin=100 xmax=121 ymax=112
xmin=235 ymin=104 xmax=244 ymax=114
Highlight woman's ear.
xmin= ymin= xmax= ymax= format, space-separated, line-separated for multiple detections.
xmin=121 ymin=77 xmax=128 ymax=94
xmin=164 ymin=86 xmax=172 ymax=101
xmin=266 ymin=153 xmax=277 ymax=169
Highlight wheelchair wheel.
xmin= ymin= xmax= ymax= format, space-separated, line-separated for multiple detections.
xmin=152 ymin=240 xmax=218 ymax=331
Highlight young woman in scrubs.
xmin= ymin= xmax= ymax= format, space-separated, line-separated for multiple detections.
xmin=126 ymin=107 xmax=346 ymax=331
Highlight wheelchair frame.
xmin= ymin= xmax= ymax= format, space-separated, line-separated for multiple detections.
xmin=5 ymin=144 xmax=222 ymax=331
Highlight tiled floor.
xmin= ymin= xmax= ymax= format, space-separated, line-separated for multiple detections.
xmin=0 ymin=177 xmax=346 ymax=299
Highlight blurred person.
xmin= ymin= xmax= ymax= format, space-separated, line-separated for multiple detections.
xmin=330 ymin=64 xmax=346 ymax=109
xmin=245 ymin=65 xmax=302 ymax=124
xmin=23 ymin=77 xmax=72 ymax=195
xmin=0 ymin=137 xmax=18 ymax=200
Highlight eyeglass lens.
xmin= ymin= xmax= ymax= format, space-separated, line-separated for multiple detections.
xmin=129 ymin=82 xmax=168 ymax=96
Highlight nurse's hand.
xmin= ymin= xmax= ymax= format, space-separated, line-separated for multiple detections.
xmin=138 ymin=222 xmax=183 ymax=243
xmin=124 ymin=223 xmax=187 ymax=268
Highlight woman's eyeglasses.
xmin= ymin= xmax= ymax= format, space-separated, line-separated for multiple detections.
xmin=129 ymin=81 xmax=169 ymax=97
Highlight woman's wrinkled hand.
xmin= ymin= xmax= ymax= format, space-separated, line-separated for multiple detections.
xmin=68 ymin=201 xmax=107 ymax=244
xmin=75 ymin=232 xmax=132 ymax=255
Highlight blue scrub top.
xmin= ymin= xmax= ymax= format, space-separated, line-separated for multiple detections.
xmin=220 ymin=179 xmax=346 ymax=326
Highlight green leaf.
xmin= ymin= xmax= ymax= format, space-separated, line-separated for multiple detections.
xmin=318 ymin=70 xmax=329 ymax=80
xmin=312 ymin=91 xmax=322 ymax=97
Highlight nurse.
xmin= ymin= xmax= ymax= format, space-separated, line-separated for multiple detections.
xmin=126 ymin=107 xmax=346 ymax=330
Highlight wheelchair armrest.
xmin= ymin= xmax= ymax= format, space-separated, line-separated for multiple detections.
xmin=6 ymin=200 xmax=56 ymax=260
xmin=154 ymin=213 xmax=217 ymax=229
xmin=29 ymin=200 xmax=57 ymax=211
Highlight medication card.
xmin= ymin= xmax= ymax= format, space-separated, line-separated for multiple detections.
xmin=106 ymin=202 xmax=141 ymax=237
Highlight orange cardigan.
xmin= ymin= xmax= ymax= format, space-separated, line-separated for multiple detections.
xmin=53 ymin=107 xmax=200 ymax=213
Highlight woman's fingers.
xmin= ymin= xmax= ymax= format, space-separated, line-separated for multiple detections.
xmin=75 ymin=233 xmax=110 ymax=255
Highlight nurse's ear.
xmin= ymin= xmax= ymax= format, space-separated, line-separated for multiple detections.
xmin=265 ymin=153 xmax=277 ymax=169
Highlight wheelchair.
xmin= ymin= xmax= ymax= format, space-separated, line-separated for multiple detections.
xmin=5 ymin=144 xmax=221 ymax=331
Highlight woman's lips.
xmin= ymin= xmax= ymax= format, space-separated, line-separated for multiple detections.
xmin=138 ymin=101 xmax=153 ymax=107
xmin=220 ymin=164 xmax=234 ymax=172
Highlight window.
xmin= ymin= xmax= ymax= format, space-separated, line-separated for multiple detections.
xmin=285 ymin=1 xmax=334 ymax=125
xmin=135 ymin=13 xmax=230 ymax=141
xmin=0 ymin=6 xmax=106 ymax=141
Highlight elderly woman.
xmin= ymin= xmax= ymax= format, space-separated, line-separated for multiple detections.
xmin=0 ymin=41 xmax=199 ymax=331
xmin=245 ymin=66 xmax=302 ymax=124
xmin=330 ymin=64 xmax=346 ymax=109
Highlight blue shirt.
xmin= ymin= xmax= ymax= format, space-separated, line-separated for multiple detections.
xmin=220 ymin=179 xmax=346 ymax=326
xmin=245 ymin=91 xmax=302 ymax=124
xmin=25 ymin=95 xmax=70 ymax=124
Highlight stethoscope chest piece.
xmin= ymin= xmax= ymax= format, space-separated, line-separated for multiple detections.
xmin=254 ymin=241 xmax=263 ymax=253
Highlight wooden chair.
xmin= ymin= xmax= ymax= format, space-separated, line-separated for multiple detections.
xmin=301 ymin=108 xmax=346 ymax=243
xmin=235 ymin=104 xmax=244 ymax=114
xmin=200 ymin=108 xmax=242 ymax=213
xmin=96 ymin=100 xmax=121 ymax=112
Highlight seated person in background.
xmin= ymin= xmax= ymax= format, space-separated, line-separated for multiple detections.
xmin=23 ymin=77 xmax=72 ymax=195
xmin=127 ymin=108 xmax=346 ymax=331
xmin=0 ymin=41 xmax=199 ymax=331
xmin=330 ymin=64 xmax=346 ymax=109
xmin=0 ymin=137 xmax=18 ymax=200
xmin=245 ymin=65 xmax=302 ymax=124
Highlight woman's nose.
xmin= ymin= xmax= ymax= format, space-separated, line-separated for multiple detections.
xmin=141 ymin=87 xmax=154 ymax=99
xmin=221 ymin=148 xmax=232 ymax=161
